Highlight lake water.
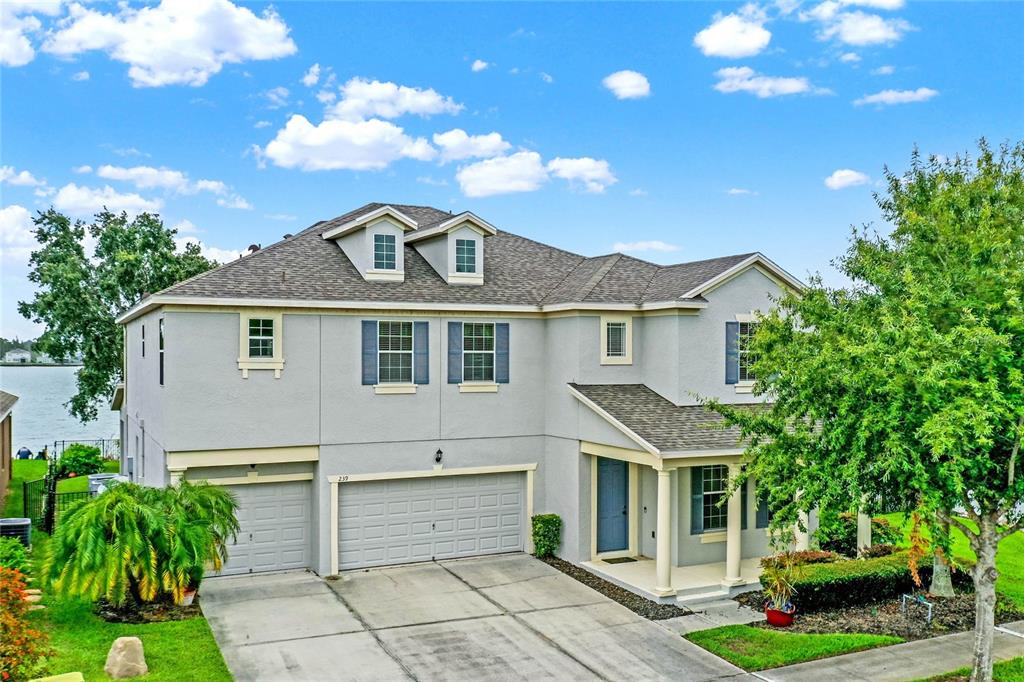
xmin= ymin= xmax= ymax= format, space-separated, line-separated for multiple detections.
xmin=0 ymin=365 xmax=120 ymax=455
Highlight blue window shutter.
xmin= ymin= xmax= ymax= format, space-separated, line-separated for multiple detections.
xmin=690 ymin=467 xmax=704 ymax=535
xmin=361 ymin=320 xmax=377 ymax=385
xmin=495 ymin=323 xmax=510 ymax=384
xmin=741 ymin=478 xmax=748 ymax=530
xmin=725 ymin=321 xmax=739 ymax=385
xmin=413 ymin=321 xmax=429 ymax=385
xmin=756 ymin=481 xmax=770 ymax=529
xmin=447 ymin=321 xmax=463 ymax=384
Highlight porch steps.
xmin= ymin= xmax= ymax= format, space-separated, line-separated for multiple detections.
xmin=675 ymin=589 xmax=731 ymax=607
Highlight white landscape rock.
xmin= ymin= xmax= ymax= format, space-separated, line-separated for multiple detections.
xmin=103 ymin=636 xmax=148 ymax=679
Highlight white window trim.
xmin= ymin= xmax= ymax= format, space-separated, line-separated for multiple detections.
xmin=701 ymin=464 xmax=729 ymax=533
xmin=373 ymin=233 xmax=397 ymax=271
xmin=600 ymin=315 xmax=633 ymax=365
xmin=455 ymin=238 xmax=477 ymax=274
xmin=377 ymin=320 xmax=414 ymax=387
xmin=734 ymin=312 xmax=759 ymax=393
xmin=462 ymin=322 xmax=496 ymax=383
xmin=238 ymin=311 xmax=284 ymax=378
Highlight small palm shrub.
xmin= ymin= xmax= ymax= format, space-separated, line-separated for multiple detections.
xmin=57 ymin=443 xmax=104 ymax=477
xmin=42 ymin=481 xmax=239 ymax=606
xmin=0 ymin=567 xmax=51 ymax=681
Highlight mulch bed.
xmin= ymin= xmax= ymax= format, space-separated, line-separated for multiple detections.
xmin=539 ymin=556 xmax=691 ymax=620
xmin=734 ymin=589 xmax=1024 ymax=640
xmin=95 ymin=595 xmax=203 ymax=623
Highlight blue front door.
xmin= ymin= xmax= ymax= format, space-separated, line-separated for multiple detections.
xmin=596 ymin=458 xmax=629 ymax=553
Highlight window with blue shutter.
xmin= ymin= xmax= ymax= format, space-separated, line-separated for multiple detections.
xmin=756 ymin=482 xmax=771 ymax=529
xmin=690 ymin=467 xmax=704 ymax=534
xmin=414 ymin=321 xmax=429 ymax=385
xmin=741 ymin=478 xmax=748 ymax=530
xmin=361 ymin=320 xmax=377 ymax=385
xmin=725 ymin=321 xmax=739 ymax=385
xmin=495 ymin=323 xmax=509 ymax=383
xmin=447 ymin=321 xmax=463 ymax=383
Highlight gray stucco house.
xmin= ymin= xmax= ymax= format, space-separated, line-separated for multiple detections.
xmin=115 ymin=202 xmax=813 ymax=605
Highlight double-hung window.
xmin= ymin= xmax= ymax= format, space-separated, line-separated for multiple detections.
xmin=158 ymin=318 xmax=164 ymax=386
xmin=701 ymin=464 xmax=729 ymax=532
xmin=248 ymin=318 xmax=275 ymax=358
xmin=606 ymin=322 xmax=626 ymax=358
xmin=378 ymin=321 xmax=413 ymax=384
xmin=463 ymin=322 xmax=495 ymax=382
xmin=374 ymin=234 xmax=396 ymax=270
xmin=737 ymin=322 xmax=758 ymax=382
xmin=455 ymin=239 xmax=476 ymax=273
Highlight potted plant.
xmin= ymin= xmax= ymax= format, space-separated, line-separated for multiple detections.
xmin=762 ymin=552 xmax=798 ymax=627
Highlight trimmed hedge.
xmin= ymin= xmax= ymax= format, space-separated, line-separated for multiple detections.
xmin=532 ymin=514 xmax=562 ymax=558
xmin=771 ymin=551 xmax=972 ymax=612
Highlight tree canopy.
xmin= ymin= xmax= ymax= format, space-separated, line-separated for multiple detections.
xmin=708 ymin=140 xmax=1023 ymax=682
xmin=18 ymin=210 xmax=216 ymax=421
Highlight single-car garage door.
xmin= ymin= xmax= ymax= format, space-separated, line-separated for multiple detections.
xmin=339 ymin=472 xmax=524 ymax=570
xmin=220 ymin=481 xmax=312 ymax=576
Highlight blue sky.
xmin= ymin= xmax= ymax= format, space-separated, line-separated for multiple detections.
xmin=2 ymin=0 xmax=1022 ymax=338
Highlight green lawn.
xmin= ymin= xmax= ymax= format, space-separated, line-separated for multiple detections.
xmin=3 ymin=459 xmax=47 ymax=515
xmin=913 ymin=656 xmax=1024 ymax=681
xmin=685 ymin=624 xmax=903 ymax=671
xmin=55 ymin=459 xmax=121 ymax=492
xmin=881 ymin=513 xmax=1024 ymax=610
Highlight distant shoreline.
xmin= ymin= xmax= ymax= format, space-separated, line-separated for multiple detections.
xmin=1 ymin=363 xmax=84 ymax=367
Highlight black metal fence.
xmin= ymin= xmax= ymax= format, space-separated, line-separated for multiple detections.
xmin=22 ymin=477 xmax=94 ymax=533
xmin=52 ymin=438 xmax=120 ymax=460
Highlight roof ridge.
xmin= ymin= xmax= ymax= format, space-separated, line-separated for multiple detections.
xmin=574 ymin=254 xmax=623 ymax=302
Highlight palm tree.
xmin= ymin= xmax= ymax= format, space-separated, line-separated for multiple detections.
xmin=42 ymin=482 xmax=239 ymax=606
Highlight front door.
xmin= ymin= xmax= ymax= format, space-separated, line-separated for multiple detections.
xmin=596 ymin=457 xmax=629 ymax=553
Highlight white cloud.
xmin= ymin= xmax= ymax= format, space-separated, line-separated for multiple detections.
xmin=629 ymin=188 xmax=648 ymax=197
xmin=264 ymin=85 xmax=289 ymax=109
xmin=546 ymin=157 xmax=617 ymax=194
xmin=327 ymin=78 xmax=463 ymax=121
xmin=824 ymin=168 xmax=870 ymax=189
xmin=612 ymin=240 xmax=680 ymax=254
xmin=432 ymin=129 xmax=511 ymax=163
xmin=471 ymin=59 xmax=489 ymax=72
xmin=853 ymin=87 xmax=937 ymax=106
xmin=35 ymin=186 xmax=56 ymax=198
xmin=254 ymin=120 xmax=271 ymax=129
xmin=94 ymin=164 xmax=228 ymax=195
xmin=315 ymin=89 xmax=337 ymax=104
xmin=601 ymin=70 xmax=651 ymax=99
xmin=871 ymin=65 xmax=895 ymax=75
xmin=73 ymin=165 xmax=92 ymax=173
xmin=174 ymin=235 xmax=242 ymax=263
xmin=0 ymin=204 xmax=37 ymax=262
xmin=260 ymin=114 xmax=436 ymax=171
xmin=216 ymin=194 xmax=252 ymax=210
xmin=804 ymin=4 xmax=912 ymax=46
xmin=693 ymin=6 xmax=772 ymax=58
xmin=301 ymin=63 xmax=321 ymax=87
xmin=540 ymin=72 xmax=554 ymax=84
xmin=264 ymin=213 xmax=297 ymax=221
xmin=456 ymin=151 xmax=549 ymax=198
xmin=0 ymin=1 xmax=63 ymax=68
xmin=110 ymin=146 xmax=149 ymax=158
xmin=53 ymin=183 xmax=162 ymax=215
xmin=839 ymin=52 xmax=860 ymax=63
xmin=416 ymin=176 xmax=449 ymax=187
xmin=171 ymin=218 xmax=199 ymax=234
xmin=727 ymin=187 xmax=758 ymax=195
xmin=42 ymin=0 xmax=297 ymax=87
xmin=843 ymin=0 xmax=904 ymax=9
xmin=71 ymin=70 xmax=90 ymax=81
xmin=713 ymin=66 xmax=827 ymax=98
xmin=0 ymin=166 xmax=45 ymax=186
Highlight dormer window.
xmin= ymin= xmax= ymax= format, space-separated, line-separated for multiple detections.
xmin=374 ymin=234 xmax=396 ymax=270
xmin=455 ymin=239 xmax=476 ymax=273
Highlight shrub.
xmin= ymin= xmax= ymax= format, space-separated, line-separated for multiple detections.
xmin=0 ymin=538 xmax=29 ymax=574
xmin=775 ymin=551 xmax=972 ymax=612
xmin=57 ymin=443 xmax=104 ymax=477
xmin=816 ymin=511 xmax=903 ymax=557
xmin=42 ymin=481 xmax=239 ymax=606
xmin=860 ymin=543 xmax=897 ymax=559
xmin=760 ymin=549 xmax=839 ymax=568
xmin=0 ymin=567 xmax=51 ymax=681
xmin=532 ymin=514 xmax=562 ymax=558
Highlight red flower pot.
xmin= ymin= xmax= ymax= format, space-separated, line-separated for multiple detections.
xmin=764 ymin=601 xmax=796 ymax=627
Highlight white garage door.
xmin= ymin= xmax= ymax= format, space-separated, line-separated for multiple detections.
xmin=339 ymin=472 xmax=524 ymax=570
xmin=220 ymin=481 xmax=312 ymax=576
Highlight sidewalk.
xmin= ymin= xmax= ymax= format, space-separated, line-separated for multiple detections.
xmin=758 ymin=620 xmax=1024 ymax=682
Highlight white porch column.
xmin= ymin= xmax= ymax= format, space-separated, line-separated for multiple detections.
xmin=169 ymin=468 xmax=185 ymax=485
xmin=794 ymin=511 xmax=810 ymax=551
xmin=654 ymin=468 xmax=674 ymax=595
xmin=723 ymin=463 xmax=744 ymax=587
xmin=857 ymin=510 xmax=872 ymax=553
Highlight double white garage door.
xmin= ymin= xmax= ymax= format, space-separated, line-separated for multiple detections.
xmin=220 ymin=472 xmax=525 ymax=575
xmin=339 ymin=472 xmax=525 ymax=570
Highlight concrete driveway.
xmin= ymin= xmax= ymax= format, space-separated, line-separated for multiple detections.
xmin=201 ymin=553 xmax=745 ymax=682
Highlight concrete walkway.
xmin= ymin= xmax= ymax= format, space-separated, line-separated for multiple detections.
xmin=759 ymin=620 xmax=1024 ymax=682
xmin=201 ymin=553 xmax=747 ymax=682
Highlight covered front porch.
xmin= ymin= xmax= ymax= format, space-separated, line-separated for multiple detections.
xmin=582 ymin=556 xmax=763 ymax=604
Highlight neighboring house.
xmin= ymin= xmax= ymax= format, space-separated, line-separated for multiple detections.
xmin=114 ymin=202 xmax=814 ymax=604
xmin=4 ymin=349 xmax=31 ymax=364
xmin=0 ymin=391 xmax=17 ymax=496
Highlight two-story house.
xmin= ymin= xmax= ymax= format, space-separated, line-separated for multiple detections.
xmin=114 ymin=202 xmax=813 ymax=605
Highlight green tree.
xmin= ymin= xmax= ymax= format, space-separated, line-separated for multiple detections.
xmin=708 ymin=141 xmax=1024 ymax=682
xmin=18 ymin=209 xmax=215 ymax=421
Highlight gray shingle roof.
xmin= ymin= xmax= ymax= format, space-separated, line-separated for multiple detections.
xmin=569 ymin=383 xmax=754 ymax=453
xmin=0 ymin=391 xmax=18 ymax=419
xmin=158 ymin=202 xmax=758 ymax=307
